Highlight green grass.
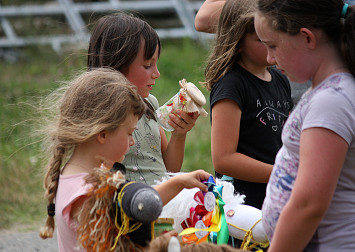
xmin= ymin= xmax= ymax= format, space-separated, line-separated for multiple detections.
xmin=0 ymin=38 xmax=213 ymax=230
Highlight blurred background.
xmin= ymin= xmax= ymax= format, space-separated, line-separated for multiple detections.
xmin=0 ymin=0 xmax=213 ymax=232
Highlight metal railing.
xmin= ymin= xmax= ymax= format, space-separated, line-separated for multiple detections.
xmin=0 ymin=0 xmax=207 ymax=51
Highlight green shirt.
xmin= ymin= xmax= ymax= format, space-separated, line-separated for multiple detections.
xmin=123 ymin=94 xmax=166 ymax=185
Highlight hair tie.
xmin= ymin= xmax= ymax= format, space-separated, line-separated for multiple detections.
xmin=47 ymin=203 xmax=55 ymax=217
xmin=341 ymin=3 xmax=349 ymax=18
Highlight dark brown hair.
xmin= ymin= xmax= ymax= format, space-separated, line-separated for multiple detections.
xmin=87 ymin=13 xmax=161 ymax=120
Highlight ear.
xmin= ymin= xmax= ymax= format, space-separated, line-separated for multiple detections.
xmin=97 ymin=131 xmax=106 ymax=144
xmin=300 ymin=28 xmax=317 ymax=49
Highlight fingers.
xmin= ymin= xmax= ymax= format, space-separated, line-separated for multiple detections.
xmin=168 ymin=110 xmax=199 ymax=132
xmin=174 ymin=170 xmax=212 ymax=192
xmin=198 ymin=183 xmax=208 ymax=192
xmin=196 ymin=169 xmax=212 ymax=181
xmin=193 ymin=169 xmax=212 ymax=192
xmin=178 ymin=110 xmax=199 ymax=122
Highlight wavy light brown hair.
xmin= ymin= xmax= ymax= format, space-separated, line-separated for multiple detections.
xmin=39 ymin=68 xmax=146 ymax=239
xmin=204 ymin=0 xmax=257 ymax=91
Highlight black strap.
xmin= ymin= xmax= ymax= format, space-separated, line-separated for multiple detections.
xmin=47 ymin=203 xmax=55 ymax=216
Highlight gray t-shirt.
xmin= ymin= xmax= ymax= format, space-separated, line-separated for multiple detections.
xmin=262 ymin=73 xmax=355 ymax=251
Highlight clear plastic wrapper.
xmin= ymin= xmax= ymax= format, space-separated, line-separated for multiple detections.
xmin=156 ymin=79 xmax=208 ymax=132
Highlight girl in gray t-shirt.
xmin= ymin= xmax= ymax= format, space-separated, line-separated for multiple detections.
xmin=255 ymin=0 xmax=355 ymax=251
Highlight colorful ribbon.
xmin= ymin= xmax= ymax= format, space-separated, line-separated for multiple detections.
xmin=179 ymin=176 xmax=229 ymax=244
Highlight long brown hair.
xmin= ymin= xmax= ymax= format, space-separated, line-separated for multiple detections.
xmin=204 ymin=0 xmax=257 ymax=91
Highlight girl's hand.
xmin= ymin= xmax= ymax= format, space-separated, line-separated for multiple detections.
xmin=168 ymin=110 xmax=199 ymax=136
xmin=154 ymin=170 xmax=212 ymax=205
xmin=176 ymin=169 xmax=211 ymax=192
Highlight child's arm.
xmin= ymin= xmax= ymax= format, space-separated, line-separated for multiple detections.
xmin=154 ymin=169 xmax=211 ymax=205
xmin=195 ymin=0 xmax=226 ymax=33
xmin=160 ymin=110 xmax=199 ymax=173
xmin=211 ymin=100 xmax=273 ymax=182
xmin=268 ymin=128 xmax=348 ymax=252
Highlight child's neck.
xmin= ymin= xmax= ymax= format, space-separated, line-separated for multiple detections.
xmin=238 ymin=60 xmax=271 ymax=82
xmin=62 ymin=144 xmax=102 ymax=175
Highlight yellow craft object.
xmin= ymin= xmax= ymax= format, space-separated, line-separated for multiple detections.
xmin=112 ymin=182 xmax=143 ymax=250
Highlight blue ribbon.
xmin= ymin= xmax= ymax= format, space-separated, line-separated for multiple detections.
xmin=205 ymin=176 xmax=229 ymax=244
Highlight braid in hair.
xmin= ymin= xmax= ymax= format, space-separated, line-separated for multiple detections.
xmin=39 ymin=142 xmax=67 ymax=239
xmin=38 ymin=68 xmax=146 ymax=241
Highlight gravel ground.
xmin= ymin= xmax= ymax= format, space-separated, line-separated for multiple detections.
xmin=0 ymin=229 xmax=58 ymax=252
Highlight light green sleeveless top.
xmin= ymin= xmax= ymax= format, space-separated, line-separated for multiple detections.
xmin=123 ymin=94 xmax=166 ymax=185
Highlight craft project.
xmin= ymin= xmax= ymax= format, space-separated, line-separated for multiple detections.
xmin=156 ymin=78 xmax=208 ymax=131
xmin=160 ymin=175 xmax=268 ymax=250
xmin=177 ymin=176 xmax=231 ymax=245
xmin=76 ymin=162 xmax=163 ymax=251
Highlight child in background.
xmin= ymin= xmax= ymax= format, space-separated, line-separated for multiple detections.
xmin=38 ymin=68 xmax=211 ymax=251
xmin=255 ymin=0 xmax=355 ymax=251
xmin=195 ymin=0 xmax=313 ymax=105
xmin=87 ymin=13 xmax=199 ymax=185
xmin=205 ymin=0 xmax=293 ymax=210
